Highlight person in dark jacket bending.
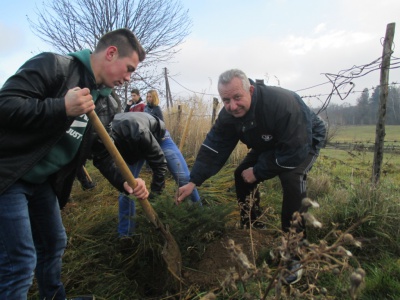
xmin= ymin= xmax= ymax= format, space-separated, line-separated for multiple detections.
xmin=177 ymin=69 xmax=326 ymax=284
xmin=0 ymin=29 xmax=149 ymax=299
xmin=110 ymin=112 xmax=168 ymax=236
xmin=177 ymin=69 xmax=326 ymax=231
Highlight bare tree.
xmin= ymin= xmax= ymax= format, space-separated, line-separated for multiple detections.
xmin=27 ymin=0 xmax=192 ymax=102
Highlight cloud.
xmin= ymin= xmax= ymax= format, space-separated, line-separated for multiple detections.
xmin=0 ymin=23 xmax=25 ymax=54
xmin=166 ymin=14 xmax=399 ymax=108
xmin=0 ymin=21 xmax=49 ymax=86
xmin=313 ymin=23 xmax=327 ymax=35
xmin=284 ymin=29 xmax=373 ymax=56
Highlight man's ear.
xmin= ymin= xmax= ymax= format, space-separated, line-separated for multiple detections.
xmin=105 ymin=46 xmax=118 ymax=61
xmin=249 ymin=85 xmax=255 ymax=96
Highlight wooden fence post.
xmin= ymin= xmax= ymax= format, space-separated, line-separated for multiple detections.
xmin=372 ymin=22 xmax=396 ymax=184
xmin=211 ymin=97 xmax=219 ymax=127
xmin=171 ymin=105 xmax=182 ymax=142
xmin=179 ymin=108 xmax=193 ymax=152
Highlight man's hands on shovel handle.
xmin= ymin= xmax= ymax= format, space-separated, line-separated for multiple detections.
xmin=65 ymin=87 xmax=95 ymax=117
xmin=123 ymin=179 xmax=149 ymax=200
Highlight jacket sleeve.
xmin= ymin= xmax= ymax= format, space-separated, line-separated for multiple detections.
xmin=0 ymin=52 xmax=69 ymax=131
xmin=139 ymin=130 xmax=167 ymax=192
xmin=252 ymin=150 xmax=283 ymax=181
xmin=92 ymin=151 xmax=126 ymax=192
xmin=311 ymin=113 xmax=327 ymax=151
xmin=190 ymin=115 xmax=239 ymax=186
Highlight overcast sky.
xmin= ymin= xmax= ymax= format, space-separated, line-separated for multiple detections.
xmin=1 ymin=0 xmax=399 ymax=108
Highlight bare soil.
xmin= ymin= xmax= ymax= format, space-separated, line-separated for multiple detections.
xmin=182 ymin=228 xmax=274 ymax=289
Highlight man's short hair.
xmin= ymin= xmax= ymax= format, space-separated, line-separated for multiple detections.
xmin=95 ymin=28 xmax=146 ymax=62
xmin=131 ymin=88 xmax=140 ymax=95
xmin=218 ymin=69 xmax=250 ymax=91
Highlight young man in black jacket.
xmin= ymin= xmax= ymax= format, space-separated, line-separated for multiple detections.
xmin=177 ymin=69 xmax=326 ymax=284
xmin=0 ymin=29 xmax=149 ymax=299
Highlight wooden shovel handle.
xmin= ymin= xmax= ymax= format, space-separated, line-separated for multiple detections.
xmin=86 ymin=110 xmax=158 ymax=227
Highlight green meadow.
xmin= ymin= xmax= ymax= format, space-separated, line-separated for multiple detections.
xmin=321 ymin=125 xmax=400 ymax=183
xmin=332 ymin=125 xmax=400 ymax=142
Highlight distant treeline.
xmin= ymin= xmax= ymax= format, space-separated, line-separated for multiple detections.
xmin=316 ymin=84 xmax=400 ymax=125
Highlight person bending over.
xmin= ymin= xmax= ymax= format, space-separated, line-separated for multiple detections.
xmin=177 ymin=69 xmax=326 ymax=284
xmin=110 ymin=112 xmax=168 ymax=237
xmin=133 ymin=89 xmax=202 ymax=204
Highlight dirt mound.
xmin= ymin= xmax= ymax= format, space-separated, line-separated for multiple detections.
xmin=182 ymin=228 xmax=274 ymax=289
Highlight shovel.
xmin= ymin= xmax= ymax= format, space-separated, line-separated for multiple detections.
xmin=87 ymin=110 xmax=182 ymax=282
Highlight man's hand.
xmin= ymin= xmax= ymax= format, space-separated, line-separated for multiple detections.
xmin=65 ymin=87 xmax=95 ymax=117
xmin=123 ymin=178 xmax=149 ymax=200
xmin=176 ymin=182 xmax=196 ymax=205
xmin=241 ymin=167 xmax=257 ymax=184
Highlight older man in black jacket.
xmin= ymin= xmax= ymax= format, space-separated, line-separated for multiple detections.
xmin=177 ymin=69 xmax=326 ymax=284
xmin=0 ymin=29 xmax=148 ymax=299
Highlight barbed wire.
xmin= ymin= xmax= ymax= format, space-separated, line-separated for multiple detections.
xmin=316 ymin=53 xmax=400 ymax=114
xmin=164 ymin=43 xmax=399 ymax=114
xmin=167 ymin=76 xmax=219 ymax=97
xmin=167 ymin=73 xmax=400 ymax=104
xmin=300 ymin=82 xmax=400 ymax=99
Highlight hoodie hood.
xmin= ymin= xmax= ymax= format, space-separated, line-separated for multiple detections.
xmin=68 ymin=49 xmax=112 ymax=100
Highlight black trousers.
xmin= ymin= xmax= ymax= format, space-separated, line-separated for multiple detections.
xmin=234 ymin=151 xmax=318 ymax=232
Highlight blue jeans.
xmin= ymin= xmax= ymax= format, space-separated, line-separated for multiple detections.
xmin=161 ymin=131 xmax=201 ymax=203
xmin=118 ymin=131 xmax=201 ymax=236
xmin=0 ymin=180 xmax=67 ymax=300
xmin=118 ymin=163 xmax=144 ymax=237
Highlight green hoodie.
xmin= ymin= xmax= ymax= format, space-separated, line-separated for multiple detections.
xmin=22 ymin=50 xmax=111 ymax=184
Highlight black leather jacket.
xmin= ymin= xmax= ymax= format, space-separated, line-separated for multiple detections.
xmin=110 ymin=112 xmax=167 ymax=192
xmin=0 ymin=52 xmax=126 ymax=208
xmin=190 ymin=79 xmax=327 ymax=186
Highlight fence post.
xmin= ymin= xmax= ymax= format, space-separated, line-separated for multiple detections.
xmin=179 ymin=108 xmax=193 ymax=152
xmin=211 ymin=97 xmax=219 ymax=127
xmin=372 ymin=22 xmax=396 ymax=184
xmin=170 ymin=105 xmax=182 ymax=144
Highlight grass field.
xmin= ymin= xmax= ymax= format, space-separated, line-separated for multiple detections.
xmin=320 ymin=125 xmax=400 ymax=183
xmin=331 ymin=125 xmax=400 ymax=143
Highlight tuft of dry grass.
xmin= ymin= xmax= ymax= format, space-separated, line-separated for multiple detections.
xmin=209 ymin=195 xmax=367 ymax=300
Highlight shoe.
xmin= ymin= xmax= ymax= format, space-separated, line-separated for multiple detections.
xmin=284 ymin=260 xmax=303 ymax=284
xmin=240 ymin=219 xmax=266 ymax=229
xmin=252 ymin=221 xmax=266 ymax=229
xmin=118 ymin=236 xmax=135 ymax=253
xmin=81 ymin=181 xmax=96 ymax=191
